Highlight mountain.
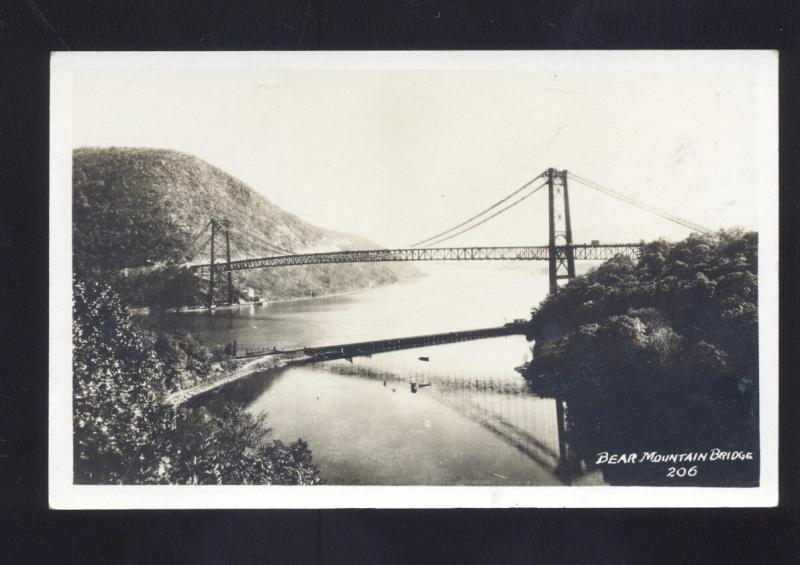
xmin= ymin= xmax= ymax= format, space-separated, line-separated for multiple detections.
xmin=73 ymin=147 xmax=419 ymax=306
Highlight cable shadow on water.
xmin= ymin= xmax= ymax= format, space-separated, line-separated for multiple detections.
xmin=309 ymin=361 xmax=561 ymax=471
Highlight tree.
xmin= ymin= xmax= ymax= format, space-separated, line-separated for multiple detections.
xmin=111 ymin=265 xmax=207 ymax=311
xmin=73 ymin=277 xmax=321 ymax=485
xmin=73 ymin=277 xmax=171 ymax=483
xmin=158 ymin=406 xmax=320 ymax=485
xmin=524 ymin=230 xmax=759 ymax=485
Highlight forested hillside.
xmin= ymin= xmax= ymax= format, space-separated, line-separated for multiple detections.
xmin=524 ymin=230 xmax=758 ymax=486
xmin=73 ymin=147 xmax=418 ymax=307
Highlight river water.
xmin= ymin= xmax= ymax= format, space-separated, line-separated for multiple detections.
xmin=157 ymin=263 xmax=565 ymax=486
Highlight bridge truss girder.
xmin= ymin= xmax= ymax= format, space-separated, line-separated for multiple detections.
xmin=190 ymin=243 xmax=643 ymax=275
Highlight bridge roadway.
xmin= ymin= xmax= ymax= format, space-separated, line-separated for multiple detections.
xmin=190 ymin=243 xmax=643 ymax=274
xmin=240 ymin=322 xmax=531 ymax=364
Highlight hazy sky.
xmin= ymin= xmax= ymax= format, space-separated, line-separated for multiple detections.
xmin=72 ymin=61 xmax=766 ymax=248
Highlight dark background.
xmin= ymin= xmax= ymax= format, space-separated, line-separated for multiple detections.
xmin=1 ymin=1 xmax=799 ymax=562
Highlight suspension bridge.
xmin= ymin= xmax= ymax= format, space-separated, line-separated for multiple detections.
xmin=167 ymin=167 xmax=709 ymax=482
xmin=181 ymin=168 xmax=708 ymax=307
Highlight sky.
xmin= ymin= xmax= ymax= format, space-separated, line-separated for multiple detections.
xmin=72 ymin=60 xmax=767 ymax=249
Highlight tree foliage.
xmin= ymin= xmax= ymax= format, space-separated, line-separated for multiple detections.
xmin=159 ymin=406 xmax=319 ymax=485
xmin=525 ymin=230 xmax=758 ymax=485
xmin=112 ymin=266 xmax=208 ymax=311
xmin=73 ymin=278 xmax=321 ymax=485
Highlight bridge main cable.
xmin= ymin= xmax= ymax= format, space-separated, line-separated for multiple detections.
xmin=410 ymin=171 xmax=546 ymax=248
xmin=184 ymin=231 xmax=214 ymax=263
xmin=567 ymin=171 xmax=711 ymax=234
xmin=226 ymin=225 xmax=295 ymax=256
xmin=175 ymin=220 xmax=213 ymax=263
xmin=419 ymin=180 xmax=548 ymax=247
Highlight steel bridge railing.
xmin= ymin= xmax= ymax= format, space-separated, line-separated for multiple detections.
xmin=189 ymin=243 xmax=643 ymax=274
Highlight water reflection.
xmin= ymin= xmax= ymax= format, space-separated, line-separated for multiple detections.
xmin=317 ymin=362 xmax=561 ymax=469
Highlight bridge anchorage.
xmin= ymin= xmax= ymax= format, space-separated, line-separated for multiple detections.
xmin=186 ymin=168 xmax=709 ymax=307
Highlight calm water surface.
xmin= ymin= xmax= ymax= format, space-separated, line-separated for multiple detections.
xmin=158 ymin=264 xmax=564 ymax=485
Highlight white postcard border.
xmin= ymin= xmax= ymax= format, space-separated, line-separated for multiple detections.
xmin=49 ymin=50 xmax=779 ymax=509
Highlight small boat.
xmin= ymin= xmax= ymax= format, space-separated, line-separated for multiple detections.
xmin=418 ymin=356 xmax=430 ymax=362
xmin=411 ymin=381 xmax=432 ymax=393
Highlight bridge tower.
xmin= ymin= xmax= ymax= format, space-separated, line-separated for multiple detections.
xmin=221 ymin=218 xmax=234 ymax=305
xmin=208 ymin=219 xmax=216 ymax=308
xmin=546 ymin=168 xmax=577 ymax=482
xmin=547 ymin=168 xmax=576 ymax=295
xmin=207 ymin=218 xmax=235 ymax=308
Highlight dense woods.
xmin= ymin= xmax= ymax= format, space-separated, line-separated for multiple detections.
xmin=73 ymin=147 xmax=417 ymax=309
xmin=524 ymin=230 xmax=758 ymax=485
xmin=73 ymin=278 xmax=321 ymax=485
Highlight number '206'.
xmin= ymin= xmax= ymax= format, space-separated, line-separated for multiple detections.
xmin=667 ymin=466 xmax=698 ymax=478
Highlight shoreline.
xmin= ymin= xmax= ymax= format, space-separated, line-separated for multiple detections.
xmin=163 ymin=351 xmax=310 ymax=406
xmin=148 ymin=274 xmax=427 ymax=316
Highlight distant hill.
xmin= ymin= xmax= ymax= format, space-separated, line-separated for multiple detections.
xmin=73 ymin=147 xmax=419 ymax=306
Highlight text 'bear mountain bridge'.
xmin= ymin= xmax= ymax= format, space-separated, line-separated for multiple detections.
xmin=183 ymin=168 xmax=710 ymax=306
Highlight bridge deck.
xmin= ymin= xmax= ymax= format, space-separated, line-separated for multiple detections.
xmin=236 ymin=323 xmax=530 ymax=364
xmin=297 ymin=323 xmax=529 ymax=363
xmin=167 ymin=323 xmax=532 ymax=406
xmin=190 ymin=243 xmax=643 ymax=274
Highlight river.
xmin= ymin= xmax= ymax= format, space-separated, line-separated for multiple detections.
xmin=156 ymin=263 xmax=565 ymax=486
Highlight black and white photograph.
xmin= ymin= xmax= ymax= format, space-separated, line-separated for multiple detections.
xmin=48 ymin=51 xmax=778 ymax=508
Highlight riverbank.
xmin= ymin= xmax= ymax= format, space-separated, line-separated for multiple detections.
xmin=163 ymin=350 xmax=310 ymax=406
